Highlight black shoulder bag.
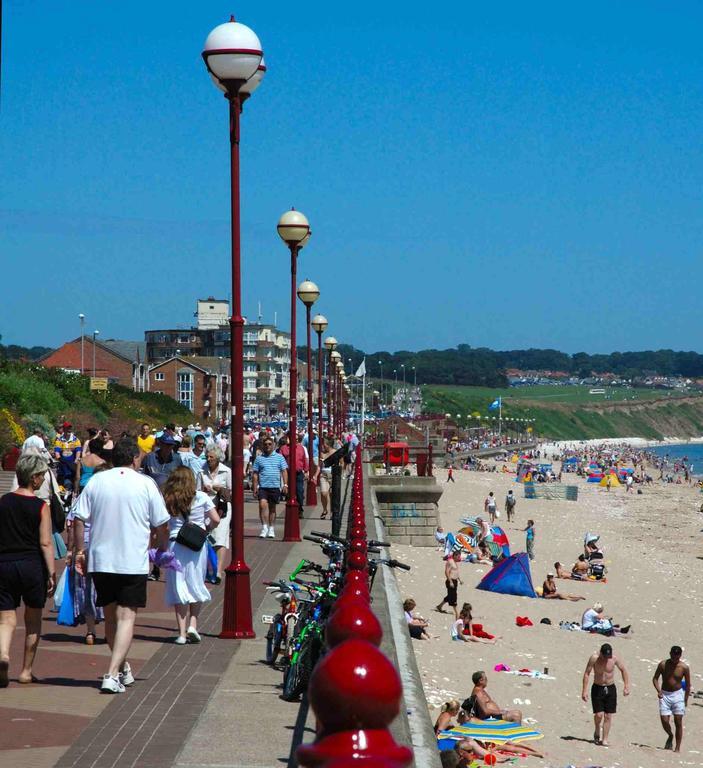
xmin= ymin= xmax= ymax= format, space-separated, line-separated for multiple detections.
xmin=176 ymin=522 xmax=208 ymax=551
xmin=49 ymin=489 xmax=66 ymax=533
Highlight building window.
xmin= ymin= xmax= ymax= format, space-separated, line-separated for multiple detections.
xmin=177 ymin=372 xmax=194 ymax=411
xmin=155 ymin=372 xmax=165 ymax=381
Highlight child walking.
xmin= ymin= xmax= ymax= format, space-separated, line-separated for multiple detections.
xmin=524 ymin=519 xmax=535 ymax=560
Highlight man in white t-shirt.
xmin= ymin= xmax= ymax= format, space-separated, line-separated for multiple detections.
xmin=74 ymin=439 xmax=169 ymax=694
xmin=22 ymin=428 xmax=50 ymax=459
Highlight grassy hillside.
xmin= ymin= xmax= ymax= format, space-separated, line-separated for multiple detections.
xmin=422 ymin=384 xmax=703 ymax=440
xmin=0 ymin=361 xmax=193 ymax=453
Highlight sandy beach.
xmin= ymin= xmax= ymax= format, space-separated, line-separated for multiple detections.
xmin=393 ymin=460 xmax=703 ymax=768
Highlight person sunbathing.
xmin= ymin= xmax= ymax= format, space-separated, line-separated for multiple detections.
xmin=554 ymin=561 xmax=574 ymax=579
xmin=571 ymin=554 xmax=589 ymax=579
xmin=542 ymin=572 xmax=586 ymax=601
xmin=452 ymin=605 xmax=497 ymax=644
xmin=581 ymin=602 xmax=631 ymax=636
xmin=454 ymin=737 xmax=544 ymax=764
xmin=403 ymin=598 xmax=431 ymax=640
xmin=468 ymin=670 xmax=522 ymax=724
xmin=454 ymin=739 xmax=510 ymax=765
xmin=434 ymin=699 xmax=466 ymax=735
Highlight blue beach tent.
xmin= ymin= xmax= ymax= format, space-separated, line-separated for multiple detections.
xmin=476 ymin=552 xmax=537 ymax=598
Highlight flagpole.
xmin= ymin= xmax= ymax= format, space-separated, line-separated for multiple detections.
xmin=499 ymin=397 xmax=502 ymax=437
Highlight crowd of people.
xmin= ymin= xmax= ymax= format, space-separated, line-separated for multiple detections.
xmin=0 ymin=418 xmax=358 ymax=694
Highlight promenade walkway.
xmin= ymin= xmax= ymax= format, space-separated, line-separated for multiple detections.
xmin=0 ymin=493 xmax=337 ymax=768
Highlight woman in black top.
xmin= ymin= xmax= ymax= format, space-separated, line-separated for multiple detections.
xmin=0 ymin=454 xmax=56 ymax=686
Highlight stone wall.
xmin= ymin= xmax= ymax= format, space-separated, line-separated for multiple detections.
xmin=369 ymin=475 xmax=442 ymax=546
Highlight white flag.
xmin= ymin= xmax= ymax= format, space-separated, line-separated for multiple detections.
xmin=355 ymin=358 xmax=366 ymax=378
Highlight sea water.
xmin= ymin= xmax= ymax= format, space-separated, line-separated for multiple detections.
xmin=649 ymin=442 xmax=703 ymax=474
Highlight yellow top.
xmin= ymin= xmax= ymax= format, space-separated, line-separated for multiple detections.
xmin=137 ymin=434 xmax=156 ymax=454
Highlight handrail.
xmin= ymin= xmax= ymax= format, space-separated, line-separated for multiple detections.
xmin=296 ymin=443 xmax=413 ymax=766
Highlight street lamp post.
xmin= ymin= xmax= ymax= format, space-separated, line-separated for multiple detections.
xmin=401 ymin=363 xmax=406 ymax=412
xmin=337 ymin=364 xmax=345 ymax=430
xmin=377 ymin=360 xmax=384 ymax=413
xmin=330 ymin=350 xmax=342 ymax=434
xmin=92 ymin=330 xmax=99 ymax=377
xmin=79 ymin=314 xmax=85 ymax=375
xmin=312 ymin=315 xmax=328 ymax=438
xmin=277 ymin=209 xmax=311 ymax=542
xmin=202 ymin=15 xmax=264 ymax=639
xmin=297 ymin=279 xmax=320 ymax=506
xmin=325 ymin=338 xmax=337 ymax=434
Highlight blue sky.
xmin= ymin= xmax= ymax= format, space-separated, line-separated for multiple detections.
xmin=2 ymin=1 xmax=702 ymax=354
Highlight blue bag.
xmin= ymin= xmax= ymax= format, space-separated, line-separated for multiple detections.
xmin=57 ymin=566 xmax=77 ymax=626
xmin=206 ymin=542 xmax=218 ymax=582
xmin=53 ymin=568 xmax=68 ymax=611
xmin=53 ymin=531 xmax=67 ymax=560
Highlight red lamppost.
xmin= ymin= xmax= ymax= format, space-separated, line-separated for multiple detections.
xmin=297 ymin=279 xmax=320 ymax=506
xmin=202 ymin=16 xmax=264 ymax=640
xmin=324 ymin=337 xmax=337 ymax=436
xmin=312 ymin=316 xmax=328 ymax=439
xmin=336 ymin=362 xmax=345 ymax=433
xmin=277 ymin=209 xmax=311 ymax=542
xmin=330 ymin=350 xmax=342 ymax=435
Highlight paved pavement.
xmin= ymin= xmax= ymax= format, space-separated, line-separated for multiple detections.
xmin=0 ymin=493 xmax=337 ymax=768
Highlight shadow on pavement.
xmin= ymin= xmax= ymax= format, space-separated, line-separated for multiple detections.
xmin=281 ymin=693 xmax=311 ymax=767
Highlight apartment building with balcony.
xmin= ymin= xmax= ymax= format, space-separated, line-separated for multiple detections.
xmin=144 ymin=299 xmax=293 ymax=421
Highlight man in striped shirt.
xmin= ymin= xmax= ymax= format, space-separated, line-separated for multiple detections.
xmin=251 ymin=437 xmax=288 ymax=539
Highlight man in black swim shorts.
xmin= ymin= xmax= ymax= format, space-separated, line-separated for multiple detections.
xmin=581 ymin=643 xmax=630 ymax=746
xmin=436 ymin=551 xmax=462 ymax=619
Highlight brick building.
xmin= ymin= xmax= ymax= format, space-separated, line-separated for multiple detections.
xmin=38 ymin=338 xmax=145 ymax=389
xmin=147 ymin=356 xmax=229 ymax=424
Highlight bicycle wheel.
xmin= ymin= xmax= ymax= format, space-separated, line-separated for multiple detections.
xmin=282 ymin=657 xmax=304 ymax=701
xmin=265 ymin=616 xmax=284 ymax=665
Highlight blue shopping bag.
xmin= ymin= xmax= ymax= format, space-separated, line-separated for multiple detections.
xmin=53 ymin=531 xmax=67 ymax=560
xmin=57 ymin=566 xmax=77 ymax=626
xmin=53 ymin=568 xmax=68 ymax=611
xmin=206 ymin=542 xmax=218 ymax=583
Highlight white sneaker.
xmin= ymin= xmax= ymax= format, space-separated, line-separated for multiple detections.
xmin=260 ymin=524 xmax=269 ymax=538
xmin=267 ymin=526 xmax=275 ymax=538
xmin=186 ymin=627 xmax=201 ymax=644
xmin=101 ymin=675 xmax=125 ymax=694
xmin=119 ymin=662 xmax=135 ymax=687
xmin=174 ymin=636 xmax=187 ymax=645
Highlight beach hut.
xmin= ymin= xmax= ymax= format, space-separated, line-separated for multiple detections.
xmin=476 ymin=552 xmax=537 ymax=598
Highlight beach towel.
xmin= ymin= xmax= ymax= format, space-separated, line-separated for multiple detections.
xmin=440 ymin=719 xmax=544 ymax=744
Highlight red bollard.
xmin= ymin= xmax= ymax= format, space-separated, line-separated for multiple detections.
xmin=344 ymin=570 xmax=368 ymax=589
xmin=296 ymin=639 xmax=412 ymax=766
xmin=320 ymin=759 xmax=405 ymax=768
xmin=347 ymin=551 xmax=368 ymax=571
xmin=330 ymin=591 xmax=369 ymax=616
xmin=349 ymin=539 xmax=367 ymax=555
xmin=325 ymin=600 xmax=382 ymax=647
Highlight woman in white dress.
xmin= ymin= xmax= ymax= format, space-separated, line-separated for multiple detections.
xmin=202 ymin=447 xmax=232 ymax=584
xmin=162 ymin=467 xmax=220 ymax=644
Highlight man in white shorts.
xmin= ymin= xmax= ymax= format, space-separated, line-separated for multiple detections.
xmin=652 ymin=645 xmax=691 ymax=752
